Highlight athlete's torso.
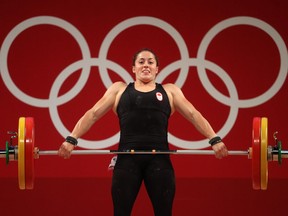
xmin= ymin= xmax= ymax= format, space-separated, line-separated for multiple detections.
xmin=116 ymin=82 xmax=171 ymax=150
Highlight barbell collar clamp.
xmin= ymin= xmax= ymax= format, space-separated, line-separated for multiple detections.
xmin=0 ymin=147 xmax=17 ymax=161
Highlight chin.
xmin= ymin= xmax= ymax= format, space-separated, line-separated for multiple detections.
xmin=141 ymin=78 xmax=153 ymax=83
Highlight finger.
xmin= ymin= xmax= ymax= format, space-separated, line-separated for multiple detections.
xmin=215 ymin=147 xmax=228 ymax=159
xmin=58 ymin=145 xmax=71 ymax=158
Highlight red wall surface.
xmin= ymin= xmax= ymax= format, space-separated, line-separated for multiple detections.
xmin=0 ymin=0 xmax=287 ymax=215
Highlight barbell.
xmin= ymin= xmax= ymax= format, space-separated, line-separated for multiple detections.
xmin=0 ymin=116 xmax=286 ymax=190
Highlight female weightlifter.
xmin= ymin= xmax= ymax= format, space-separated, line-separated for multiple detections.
xmin=58 ymin=48 xmax=228 ymax=216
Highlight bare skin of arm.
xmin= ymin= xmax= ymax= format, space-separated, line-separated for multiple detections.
xmin=163 ymin=83 xmax=228 ymax=159
xmin=58 ymin=81 xmax=127 ymax=158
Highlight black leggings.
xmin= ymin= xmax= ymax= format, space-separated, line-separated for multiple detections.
xmin=111 ymin=154 xmax=175 ymax=216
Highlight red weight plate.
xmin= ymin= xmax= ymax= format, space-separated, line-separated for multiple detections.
xmin=25 ymin=117 xmax=35 ymax=189
xmin=252 ymin=117 xmax=261 ymax=190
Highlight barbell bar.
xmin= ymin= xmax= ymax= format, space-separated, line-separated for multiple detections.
xmin=0 ymin=116 xmax=286 ymax=190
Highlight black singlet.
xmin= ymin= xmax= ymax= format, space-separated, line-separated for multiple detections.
xmin=116 ymin=82 xmax=171 ymax=151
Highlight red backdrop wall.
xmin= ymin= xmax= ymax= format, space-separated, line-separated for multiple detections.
xmin=0 ymin=0 xmax=287 ymax=215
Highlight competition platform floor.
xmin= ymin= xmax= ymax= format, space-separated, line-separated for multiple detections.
xmin=1 ymin=177 xmax=287 ymax=216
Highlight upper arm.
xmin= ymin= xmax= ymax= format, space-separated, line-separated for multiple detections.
xmin=164 ymin=83 xmax=197 ymax=119
xmin=90 ymin=81 xmax=126 ymax=119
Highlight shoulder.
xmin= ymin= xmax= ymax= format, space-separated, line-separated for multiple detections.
xmin=108 ymin=81 xmax=127 ymax=92
xmin=162 ymin=83 xmax=177 ymax=89
xmin=102 ymin=81 xmax=127 ymax=99
xmin=111 ymin=81 xmax=128 ymax=88
xmin=162 ymin=83 xmax=183 ymax=95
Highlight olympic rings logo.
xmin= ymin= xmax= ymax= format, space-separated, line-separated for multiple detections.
xmin=0 ymin=16 xmax=287 ymax=149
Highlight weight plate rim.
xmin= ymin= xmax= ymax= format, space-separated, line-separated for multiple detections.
xmin=18 ymin=117 xmax=26 ymax=190
xmin=261 ymin=117 xmax=268 ymax=190
xmin=25 ymin=117 xmax=35 ymax=190
xmin=252 ymin=117 xmax=261 ymax=190
xmin=260 ymin=117 xmax=268 ymax=190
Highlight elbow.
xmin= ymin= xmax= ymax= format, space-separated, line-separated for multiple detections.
xmin=189 ymin=110 xmax=203 ymax=124
xmin=85 ymin=108 xmax=99 ymax=123
xmin=90 ymin=106 xmax=109 ymax=122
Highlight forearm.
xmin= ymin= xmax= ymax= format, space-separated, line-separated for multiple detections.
xmin=169 ymin=84 xmax=227 ymax=157
xmin=190 ymin=110 xmax=229 ymax=158
xmin=59 ymin=110 xmax=97 ymax=158
xmin=190 ymin=110 xmax=217 ymax=140
xmin=69 ymin=109 xmax=98 ymax=139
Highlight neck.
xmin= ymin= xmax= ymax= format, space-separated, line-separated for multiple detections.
xmin=134 ymin=80 xmax=156 ymax=92
xmin=135 ymin=79 xmax=155 ymax=86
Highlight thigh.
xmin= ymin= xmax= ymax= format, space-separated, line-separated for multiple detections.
xmin=111 ymin=156 xmax=143 ymax=216
xmin=144 ymin=156 xmax=176 ymax=216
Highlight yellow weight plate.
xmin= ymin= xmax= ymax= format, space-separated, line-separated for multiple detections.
xmin=260 ymin=117 xmax=268 ymax=190
xmin=18 ymin=117 xmax=26 ymax=190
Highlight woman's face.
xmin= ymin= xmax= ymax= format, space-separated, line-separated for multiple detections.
xmin=132 ymin=51 xmax=159 ymax=83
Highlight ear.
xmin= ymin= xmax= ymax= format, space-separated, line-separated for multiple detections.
xmin=132 ymin=66 xmax=136 ymax=73
xmin=156 ymin=66 xmax=159 ymax=74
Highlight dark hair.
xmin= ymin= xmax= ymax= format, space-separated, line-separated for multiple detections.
xmin=132 ymin=48 xmax=159 ymax=66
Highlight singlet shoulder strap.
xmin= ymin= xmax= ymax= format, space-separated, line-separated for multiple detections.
xmin=155 ymin=83 xmax=165 ymax=91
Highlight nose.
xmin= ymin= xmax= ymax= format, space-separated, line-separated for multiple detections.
xmin=143 ymin=61 xmax=149 ymax=67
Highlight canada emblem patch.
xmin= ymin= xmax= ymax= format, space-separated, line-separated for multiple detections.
xmin=156 ymin=92 xmax=163 ymax=101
